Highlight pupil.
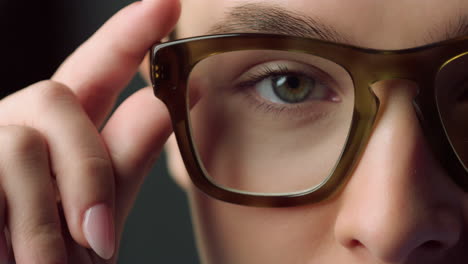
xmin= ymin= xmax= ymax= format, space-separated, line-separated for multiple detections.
xmin=286 ymin=76 xmax=300 ymax=89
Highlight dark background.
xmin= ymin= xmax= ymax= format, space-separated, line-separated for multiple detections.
xmin=1 ymin=1 xmax=199 ymax=263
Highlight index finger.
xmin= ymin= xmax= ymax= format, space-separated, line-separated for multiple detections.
xmin=52 ymin=0 xmax=181 ymax=126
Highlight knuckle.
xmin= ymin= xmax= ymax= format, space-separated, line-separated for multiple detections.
xmin=19 ymin=217 xmax=66 ymax=259
xmin=0 ymin=126 xmax=47 ymax=157
xmin=21 ymin=217 xmax=61 ymax=244
xmin=81 ymin=155 xmax=114 ymax=177
xmin=71 ymin=155 xmax=115 ymax=197
xmin=34 ymin=80 xmax=76 ymax=106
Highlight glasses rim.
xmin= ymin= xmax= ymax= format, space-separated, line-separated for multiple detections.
xmin=150 ymin=33 xmax=468 ymax=207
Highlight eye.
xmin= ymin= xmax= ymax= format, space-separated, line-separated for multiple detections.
xmin=273 ymin=75 xmax=312 ymax=103
xmin=255 ymin=73 xmax=338 ymax=104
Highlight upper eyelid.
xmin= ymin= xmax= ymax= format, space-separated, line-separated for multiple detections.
xmin=235 ymin=60 xmax=343 ymax=96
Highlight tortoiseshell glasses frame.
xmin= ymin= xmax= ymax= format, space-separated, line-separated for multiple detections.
xmin=150 ymin=33 xmax=468 ymax=207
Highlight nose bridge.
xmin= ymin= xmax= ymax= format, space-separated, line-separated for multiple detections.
xmin=369 ymin=79 xmax=423 ymax=153
xmin=370 ymin=78 xmax=420 ymax=103
xmin=357 ymin=79 xmax=431 ymax=211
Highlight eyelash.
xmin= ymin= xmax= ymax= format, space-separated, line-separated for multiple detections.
xmin=234 ymin=65 xmax=333 ymax=118
xmin=237 ymin=65 xmax=305 ymax=87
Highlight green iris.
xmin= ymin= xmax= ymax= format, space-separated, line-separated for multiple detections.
xmin=271 ymin=75 xmax=314 ymax=103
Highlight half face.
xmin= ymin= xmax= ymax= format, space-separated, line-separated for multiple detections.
xmin=149 ymin=0 xmax=468 ymax=263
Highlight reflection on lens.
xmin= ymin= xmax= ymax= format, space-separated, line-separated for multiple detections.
xmin=188 ymin=50 xmax=355 ymax=194
xmin=436 ymin=53 xmax=468 ymax=170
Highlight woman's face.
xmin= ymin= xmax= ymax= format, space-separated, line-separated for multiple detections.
xmin=164 ymin=0 xmax=468 ymax=263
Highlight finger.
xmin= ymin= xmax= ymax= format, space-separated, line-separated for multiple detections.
xmin=165 ymin=133 xmax=191 ymax=189
xmin=0 ymin=193 xmax=8 ymax=262
xmin=101 ymin=87 xmax=172 ymax=230
xmin=4 ymin=229 xmax=11 ymax=264
xmin=52 ymin=0 xmax=181 ymax=126
xmin=0 ymin=126 xmax=67 ymax=264
xmin=4 ymin=229 xmax=13 ymax=263
xmin=0 ymin=81 xmax=116 ymax=259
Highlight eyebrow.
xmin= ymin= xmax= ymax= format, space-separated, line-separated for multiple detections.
xmin=427 ymin=14 xmax=468 ymax=43
xmin=208 ymin=3 xmax=353 ymax=44
xmin=208 ymin=3 xmax=468 ymax=46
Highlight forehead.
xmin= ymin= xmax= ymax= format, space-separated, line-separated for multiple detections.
xmin=177 ymin=0 xmax=468 ymax=49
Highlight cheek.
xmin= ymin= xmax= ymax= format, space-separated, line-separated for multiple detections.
xmin=188 ymin=187 xmax=340 ymax=263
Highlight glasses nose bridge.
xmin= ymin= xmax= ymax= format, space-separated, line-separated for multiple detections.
xmin=362 ymin=53 xmax=426 ymax=86
xmin=367 ymin=54 xmax=426 ymax=112
xmin=355 ymin=54 xmax=431 ymax=112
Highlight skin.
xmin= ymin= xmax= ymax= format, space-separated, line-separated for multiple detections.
xmin=1 ymin=0 xmax=468 ymax=263
xmin=166 ymin=0 xmax=468 ymax=263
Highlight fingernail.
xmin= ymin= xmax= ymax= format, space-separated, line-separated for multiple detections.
xmin=83 ymin=204 xmax=115 ymax=260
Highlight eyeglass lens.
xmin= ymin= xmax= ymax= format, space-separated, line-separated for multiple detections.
xmin=436 ymin=53 xmax=468 ymax=171
xmin=188 ymin=50 xmax=355 ymax=194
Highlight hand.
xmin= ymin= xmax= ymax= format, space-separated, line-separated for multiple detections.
xmin=0 ymin=0 xmax=180 ymax=263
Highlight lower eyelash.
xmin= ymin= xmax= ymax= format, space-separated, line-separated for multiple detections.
xmin=241 ymin=88 xmax=333 ymax=121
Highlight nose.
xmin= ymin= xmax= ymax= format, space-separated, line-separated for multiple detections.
xmin=334 ymin=80 xmax=463 ymax=263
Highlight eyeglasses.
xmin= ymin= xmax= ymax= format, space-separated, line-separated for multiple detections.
xmin=149 ymin=33 xmax=468 ymax=207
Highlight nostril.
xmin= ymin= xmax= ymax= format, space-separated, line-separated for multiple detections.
xmin=420 ymin=240 xmax=443 ymax=251
xmin=348 ymin=239 xmax=364 ymax=248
